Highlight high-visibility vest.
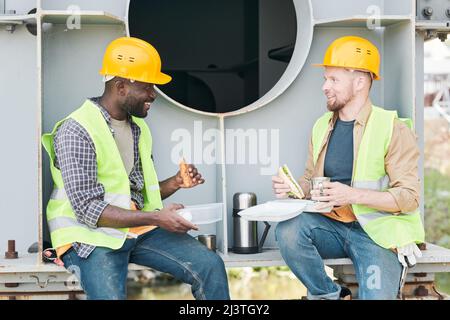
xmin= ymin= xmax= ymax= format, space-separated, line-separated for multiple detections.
xmin=311 ymin=106 xmax=425 ymax=249
xmin=42 ymin=100 xmax=163 ymax=250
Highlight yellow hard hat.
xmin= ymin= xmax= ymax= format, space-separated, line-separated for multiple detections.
xmin=314 ymin=36 xmax=380 ymax=80
xmin=99 ymin=37 xmax=172 ymax=85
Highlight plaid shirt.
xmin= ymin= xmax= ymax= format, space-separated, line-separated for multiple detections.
xmin=53 ymin=97 xmax=146 ymax=258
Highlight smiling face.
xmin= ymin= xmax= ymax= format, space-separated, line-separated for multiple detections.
xmin=321 ymin=67 xmax=372 ymax=112
xmin=122 ymin=80 xmax=157 ymax=118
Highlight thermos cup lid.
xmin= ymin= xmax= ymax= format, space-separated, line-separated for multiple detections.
xmin=233 ymin=192 xmax=257 ymax=209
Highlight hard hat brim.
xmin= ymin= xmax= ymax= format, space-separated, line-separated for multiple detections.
xmin=312 ymin=63 xmax=380 ymax=80
xmin=153 ymin=72 xmax=172 ymax=85
xmin=99 ymin=70 xmax=173 ymax=85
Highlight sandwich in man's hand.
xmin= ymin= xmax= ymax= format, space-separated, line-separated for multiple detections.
xmin=179 ymin=158 xmax=194 ymax=188
xmin=278 ymin=164 xmax=305 ymax=199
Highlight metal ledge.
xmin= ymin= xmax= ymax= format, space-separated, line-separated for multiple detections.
xmin=314 ymin=15 xmax=412 ymax=27
xmin=1 ymin=243 xmax=450 ymax=273
xmin=0 ymin=13 xmax=36 ymax=24
xmin=41 ymin=10 xmax=124 ymax=25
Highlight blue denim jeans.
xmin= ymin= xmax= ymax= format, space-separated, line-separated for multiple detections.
xmin=62 ymin=228 xmax=230 ymax=300
xmin=275 ymin=212 xmax=402 ymax=300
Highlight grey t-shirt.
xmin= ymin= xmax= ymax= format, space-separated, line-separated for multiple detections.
xmin=110 ymin=117 xmax=134 ymax=176
xmin=324 ymin=118 xmax=355 ymax=186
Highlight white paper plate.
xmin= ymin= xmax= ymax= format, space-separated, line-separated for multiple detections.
xmin=238 ymin=199 xmax=332 ymax=222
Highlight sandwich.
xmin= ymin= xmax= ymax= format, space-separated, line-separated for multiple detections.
xmin=179 ymin=158 xmax=193 ymax=188
xmin=278 ymin=164 xmax=305 ymax=199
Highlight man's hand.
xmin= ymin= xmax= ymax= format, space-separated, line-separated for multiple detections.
xmin=311 ymin=181 xmax=358 ymax=210
xmin=272 ymin=176 xmax=292 ymax=199
xmin=159 ymin=164 xmax=205 ymax=200
xmin=43 ymin=249 xmax=64 ymax=267
xmin=175 ymin=164 xmax=205 ymax=188
xmin=155 ymin=203 xmax=199 ymax=233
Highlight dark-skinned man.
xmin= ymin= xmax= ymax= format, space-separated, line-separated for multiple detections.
xmin=42 ymin=37 xmax=230 ymax=300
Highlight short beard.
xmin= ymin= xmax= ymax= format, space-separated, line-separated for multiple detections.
xmin=326 ymin=94 xmax=353 ymax=112
xmin=327 ymin=103 xmax=345 ymax=112
xmin=123 ymin=95 xmax=147 ymax=118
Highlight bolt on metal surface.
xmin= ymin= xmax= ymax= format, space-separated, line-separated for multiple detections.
xmin=5 ymin=240 xmax=18 ymax=259
xmin=414 ymin=285 xmax=429 ymax=297
xmin=423 ymin=7 xmax=433 ymax=18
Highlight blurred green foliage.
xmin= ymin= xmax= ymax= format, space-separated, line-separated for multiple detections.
xmin=424 ymin=169 xmax=450 ymax=295
xmin=424 ymin=169 xmax=450 ymax=248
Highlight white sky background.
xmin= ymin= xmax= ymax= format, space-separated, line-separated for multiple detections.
xmin=424 ymin=38 xmax=450 ymax=97
xmin=425 ymin=38 xmax=450 ymax=75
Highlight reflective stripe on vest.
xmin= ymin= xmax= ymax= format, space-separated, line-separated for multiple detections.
xmin=47 ymin=216 xmax=127 ymax=239
xmin=352 ymin=174 xmax=413 ymax=227
xmin=50 ymin=185 xmax=161 ymax=208
xmin=352 ymin=175 xmax=390 ymax=191
xmin=50 ymin=188 xmax=131 ymax=209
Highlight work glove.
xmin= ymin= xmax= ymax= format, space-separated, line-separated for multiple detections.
xmin=397 ymin=243 xmax=422 ymax=268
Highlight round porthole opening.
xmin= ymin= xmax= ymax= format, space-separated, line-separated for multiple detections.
xmin=128 ymin=0 xmax=297 ymax=114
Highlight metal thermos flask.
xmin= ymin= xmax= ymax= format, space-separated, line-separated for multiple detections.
xmin=232 ymin=192 xmax=270 ymax=254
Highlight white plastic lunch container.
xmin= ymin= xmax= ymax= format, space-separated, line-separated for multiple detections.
xmin=176 ymin=203 xmax=223 ymax=225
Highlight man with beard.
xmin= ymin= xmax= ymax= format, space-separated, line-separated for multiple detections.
xmin=42 ymin=37 xmax=230 ymax=300
xmin=272 ymin=36 xmax=424 ymax=300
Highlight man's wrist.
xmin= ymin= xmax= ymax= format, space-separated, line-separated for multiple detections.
xmin=145 ymin=210 xmax=161 ymax=226
xmin=170 ymin=175 xmax=181 ymax=191
xmin=351 ymin=187 xmax=364 ymax=205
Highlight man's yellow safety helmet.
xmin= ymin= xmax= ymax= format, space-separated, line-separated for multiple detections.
xmin=99 ymin=37 xmax=172 ymax=85
xmin=314 ymin=36 xmax=381 ymax=80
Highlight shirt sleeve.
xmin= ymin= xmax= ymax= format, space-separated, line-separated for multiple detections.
xmin=53 ymin=119 xmax=109 ymax=228
xmin=385 ymin=119 xmax=421 ymax=213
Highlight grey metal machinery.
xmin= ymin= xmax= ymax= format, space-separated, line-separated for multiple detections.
xmin=1 ymin=0 xmax=450 ymax=299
